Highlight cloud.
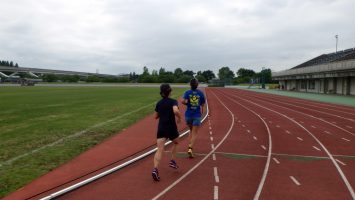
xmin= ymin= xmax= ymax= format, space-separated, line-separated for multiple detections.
xmin=1 ymin=0 xmax=354 ymax=74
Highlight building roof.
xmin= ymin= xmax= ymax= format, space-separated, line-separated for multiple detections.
xmin=292 ymin=48 xmax=355 ymax=69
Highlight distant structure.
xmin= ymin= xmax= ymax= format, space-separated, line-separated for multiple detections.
xmin=272 ymin=48 xmax=355 ymax=96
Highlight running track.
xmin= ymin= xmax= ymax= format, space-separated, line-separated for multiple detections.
xmin=4 ymin=88 xmax=355 ymax=200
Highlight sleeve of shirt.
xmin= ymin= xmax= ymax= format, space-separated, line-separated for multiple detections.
xmin=173 ymin=99 xmax=178 ymax=107
xmin=200 ymin=91 xmax=206 ymax=105
xmin=183 ymin=91 xmax=188 ymax=100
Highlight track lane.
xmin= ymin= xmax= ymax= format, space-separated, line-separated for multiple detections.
xmin=217 ymin=89 xmax=352 ymax=199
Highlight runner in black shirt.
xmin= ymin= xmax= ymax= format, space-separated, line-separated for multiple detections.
xmin=152 ymin=83 xmax=182 ymax=181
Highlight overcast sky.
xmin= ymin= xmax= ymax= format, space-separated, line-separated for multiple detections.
xmin=1 ymin=0 xmax=355 ymax=75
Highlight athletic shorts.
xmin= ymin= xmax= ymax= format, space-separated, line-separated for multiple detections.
xmin=157 ymin=129 xmax=179 ymax=141
xmin=185 ymin=117 xmax=201 ymax=126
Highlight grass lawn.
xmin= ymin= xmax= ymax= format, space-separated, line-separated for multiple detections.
xmin=0 ymin=86 xmax=186 ymax=198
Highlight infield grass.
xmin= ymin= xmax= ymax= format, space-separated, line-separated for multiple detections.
xmin=0 ymin=86 xmax=186 ymax=198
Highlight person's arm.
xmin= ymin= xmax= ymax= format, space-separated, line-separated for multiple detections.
xmin=181 ymin=91 xmax=188 ymax=105
xmin=200 ymin=104 xmax=205 ymax=115
xmin=154 ymin=112 xmax=159 ymax=119
xmin=173 ymin=105 xmax=182 ymax=123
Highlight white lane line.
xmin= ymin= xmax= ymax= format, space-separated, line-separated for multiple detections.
xmin=290 ymin=176 xmax=301 ymax=186
xmin=311 ymin=125 xmax=316 ymax=129
xmin=276 ymin=125 xmax=280 ymax=128
xmin=313 ymin=146 xmax=321 ymax=151
xmin=214 ymin=167 xmax=220 ymax=183
xmin=152 ymin=91 xmax=234 ymax=200
xmin=285 ymin=130 xmax=291 ymax=134
xmin=336 ymin=159 xmax=347 ymax=166
xmin=214 ymin=186 xmax=219 ymax=200
xmin=211 ymin=144 xmax=215 ymax=150
xmin=261 ymin=145 xmax=267 ymax=150
xmin=253 ymin=136 xmax=258 ymax=141
xmin=297 ymin=137 xmax=303 ymax=141
xmin=342 ymin=138 xmax=350 ymax=142
xmin=273 ymin=157 xmax=280 ymax=164
xmin=210 ymin=137 xmax=214 ymax=142
xmin=212 ymin=153 xmax=216 ymax=161
xmin=324 ymin=130 xmax=332 ymax=135
xmin=346 ymin=126 xmax=353 ymax=129
xmin=210 ymin=131 xmax=213 ymax=135
xmin=247 ymin=129 xmax=251 ymax=133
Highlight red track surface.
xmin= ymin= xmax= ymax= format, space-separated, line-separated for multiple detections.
xmin=4 ymin=88 xmax=355 ymax=200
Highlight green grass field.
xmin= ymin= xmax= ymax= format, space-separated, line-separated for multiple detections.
xmin=0 ymin=86 xmax=186 ymax=198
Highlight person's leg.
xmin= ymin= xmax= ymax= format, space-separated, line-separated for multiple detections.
xmin=189 ymin=125 xmax=199 ymax=148
xmin=154 ymin=138 xmax=166 ymax=168
xmin=171 ymin=138 xmax=179 ymax=161
xmin=152 ymin=138 xmax=165 ymax=181
xmin=169 ymin=137 xmax=179 ymax=169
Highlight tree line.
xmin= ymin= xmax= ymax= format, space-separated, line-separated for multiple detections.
xmin=0 ymin=60 xmax=19 ymax=67
xmin=2 ymin=63 xmax=275 ymax=84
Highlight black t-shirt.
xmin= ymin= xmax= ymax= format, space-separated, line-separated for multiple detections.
xmin=155 ymin=98 xmax=178 ymax=132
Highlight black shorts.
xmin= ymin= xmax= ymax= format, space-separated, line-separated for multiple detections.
xmin=157 ymin=129 xmax=179 ymax=141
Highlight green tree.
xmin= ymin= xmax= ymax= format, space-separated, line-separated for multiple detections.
xmin=174 ymin=68 xmax=183 ymax=78
xmin=218 ymin=67 xmax=235 ymax=81
xmin=201 ymin=70 xmax=216 ymax=81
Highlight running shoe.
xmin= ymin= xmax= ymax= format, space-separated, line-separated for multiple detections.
xmin=187 ymin=148 xmax=194 ymax=158
xmin=169 ymin=160 xmax=179 ymax=169
xmin=152 ymin=168 xmax=160 ymax=181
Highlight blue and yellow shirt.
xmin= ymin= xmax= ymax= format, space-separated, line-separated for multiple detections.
xmin=183 ymin=89 xmax=205 ymax=118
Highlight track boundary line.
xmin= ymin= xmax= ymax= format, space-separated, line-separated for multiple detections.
xmin=225 ymin=90 xmax=355 ymax=199
xmin=39 ymin=95 xmax=211 ymax=200
xmin=215 ymin=89 xmax=272 ymax=200
xmin=240 ymin=92 xmax=355 ymax=137
xmin=151 ymin=90 xmax=234 ymax=200
xmin=249 ymin=91 xmax=355 ymax=117
xmin=248 ymin=92 xmax=355 ymax=122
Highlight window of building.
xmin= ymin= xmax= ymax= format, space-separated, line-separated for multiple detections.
xmin=308 ymin=80 xmax=315 ymax=90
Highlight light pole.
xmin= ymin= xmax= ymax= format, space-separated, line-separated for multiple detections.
xmin=335 ymin=35 xmax=338 ymax=53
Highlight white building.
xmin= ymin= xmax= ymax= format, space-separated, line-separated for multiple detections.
xmin=272 ymin=48 xmax=355 ymax=96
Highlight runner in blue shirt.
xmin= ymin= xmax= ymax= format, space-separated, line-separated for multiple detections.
xmin=182 ymin=78 xmax=205 ymax=158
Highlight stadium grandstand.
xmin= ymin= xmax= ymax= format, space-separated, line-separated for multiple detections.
xmin=272 ymin=48 xmax=355 ymax=96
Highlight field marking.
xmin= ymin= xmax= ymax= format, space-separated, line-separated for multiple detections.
xmin=0 ymin=103 xmax=155 ymax=167
xmin=214 ymin=167 xmax=220 ymax=183
xmin=342 ymin=138 xmax=350 ymax=142
xmin=210 ymin=131 xmax=213 ymax=135
xmin=214 ymin=186 xmax=219 ymax=200
xmin=311 ymin=125 xmax=316 ymax=129
xmin=332 ymin=121 xmax=337 ymax=124
xmin=336 ymin=159 xmax=347 ymax=166
xmin=152 ymin=91 xmax=235 ymax=200
xmin=242 ymin=124 xmax=246 ymax=128
xmin=212 ymin=153 xmax=216 ymax=161
xmin=285 ymin=130 xmax=291 ymax=134
xmin=209 ymin=127 xmax=212 ymax=130
xmin=297 ymin=137 xmax=303 ymax=141
xmin=211 ymin=144 xmax=215 ymax=150
xmin=226 ymin=91 xmax=355 ymax=199
xmin=253 ymin=136 xmax=258 ymax=141
xmin=247 ymin=129 xmax=251 ymax=133
xmin=346 ymin=126 xmax=353 ymax=129
xmin=261 ymin=145 xmax=267 ymax=150
xmin=210 ymin=137 xmax=214 ymax=141
xmin=290 ymin=176 xmax=301 ymax=186
xmin=324 ymin=130 xmax=332 ymax=135
xmin=299 ymin=121 xmax=304 ymax=124
xmin=276 ymin=125 xmax=280 ymax=128
xmin=218 ymin=90 xmax=273 ymax=200
xmin=313 ymin=146 xmax=321 ymax=151
xmin=273 ymin=157 xmax=280 ymax=164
